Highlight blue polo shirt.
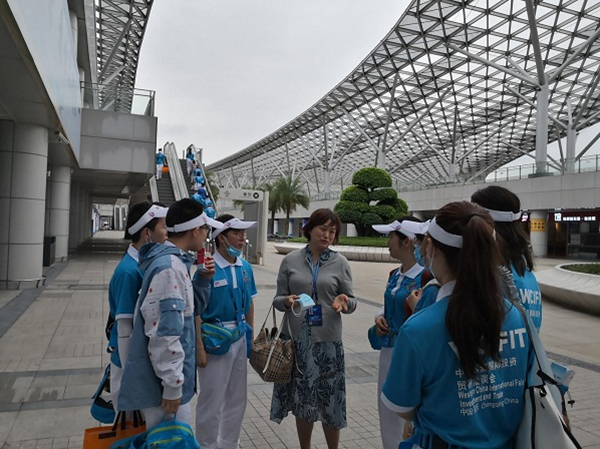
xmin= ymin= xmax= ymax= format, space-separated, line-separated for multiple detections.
xmin=383 ymin=263 xmax=424 ymax=345
xmin=382 ymin=281 xmax=532 ymax=449
xmin=186 ymin=152 xmax=195 ymax=162
xmin=108 ymin=245 xmax=142 ymax=367
xmin=414 ymin=282 xmax=439 ymax=313
xmin=201 ymin=252 xmax=257 ymax=323
xmin=156 ymin=152 xmax=165 ymax=164
xmin=511 ymin=264 xmax=542 ymax=331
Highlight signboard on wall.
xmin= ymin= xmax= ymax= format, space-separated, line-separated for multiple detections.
xmin=530 ymin=219 xmax=546 ymax=232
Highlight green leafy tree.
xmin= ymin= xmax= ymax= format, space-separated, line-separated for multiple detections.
xmin=334 ymin=167 xmax=408 ymax=236
xmin=204 ymin=170 xmax=220 ymax=202
xmin=274 ymin=176 xmax=310 ymax=236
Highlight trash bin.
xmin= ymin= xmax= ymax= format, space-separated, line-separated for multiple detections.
xmin=43 ymin=236 xmax=56 ymax=266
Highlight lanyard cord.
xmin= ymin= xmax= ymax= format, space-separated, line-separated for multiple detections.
xmin=222 ymin=264 xmax=245 ymax=313
xmin=309 ymin=258 xmax=320 ymax=302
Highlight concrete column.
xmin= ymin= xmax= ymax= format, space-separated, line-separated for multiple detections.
xmin=535 ymin=84 xmax=550 ymax=175
xmin=69 ymin=9 xmax=78 ymax=57
xmin=529 ymin=210 xmax=548 ymax=257
xmin=0 ymin=122 xmax=48 ymax=288
xmin=49 ymin=165 xmax=71 ymax=261
xmin=69 ymin=182 xmax=80 ymax=251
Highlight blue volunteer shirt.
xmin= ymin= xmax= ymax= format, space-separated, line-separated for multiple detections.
xmin=201 ymin=252 xmax=257 ymax=323
xmin=510 ymin=264 xmax=542 ymax=331
xmin=382 ymin=281 xmax=532 ymax=449
xmin=414 ymin=282 xmax=439 ymax=313
xmin=383 ymin=263 xmax=424 ymax=345
xmin=108 ymin=245 xmax=142 ymax=367
xmin=186 ymin=152 xmax=195 ymax=162
xmin=155 ymin=152 xmax=165 ymax=165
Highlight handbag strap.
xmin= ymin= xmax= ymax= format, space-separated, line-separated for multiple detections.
xmin=514 ymin=303 xmax=562 ymax=409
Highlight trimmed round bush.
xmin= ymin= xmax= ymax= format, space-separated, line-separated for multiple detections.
xmin=361 ymin=212 xmax=384 ymax=226
xmin=334 ymin=200 xmax=370 ymax=214
xmin=340 ymin=186 xmax=369 ymax=203
xmin=352 ymin=167 xmax=392 ymax=190
xmin=370 ymin=204 xmax=397 ymax=222
xmin=369 ymin=187 xmax=398 ymax=202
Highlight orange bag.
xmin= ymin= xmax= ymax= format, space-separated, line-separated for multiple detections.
xmin=83 ymin=411 xmax=145 ymax=449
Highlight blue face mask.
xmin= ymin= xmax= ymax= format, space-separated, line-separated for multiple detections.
xmin=223 ymin=239 xmax=242 ymax=258
xmin=414 ymin=245 xmax=425 ymax=266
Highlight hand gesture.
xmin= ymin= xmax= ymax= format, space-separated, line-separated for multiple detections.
xmin=161 ymin=397 xmax=181 ymax=415
xmin=332 ymin=294 xmax=349 ymax=313
xmin=197 ymin=255 xmax=216 ymax=279
xmin=284 ymin=295 xmax=300 ymax=309
xmin=406 ymin=289 xmax=422 ymax=312
xmin=375 ymin=316 xmax=390 ymax=336
xmin=197 ymin=342 xmax=208 ymax=368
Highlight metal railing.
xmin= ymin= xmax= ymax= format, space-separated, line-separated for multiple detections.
xmin=80 ymin=82 xmax=155 ymax=116
xmin=148 ymin=176 xmax=159 ymax=202
xmin=164 ymin=142 xmax=189 ymax=201
xmin=309 ymin=154 xmax=600 ymax=201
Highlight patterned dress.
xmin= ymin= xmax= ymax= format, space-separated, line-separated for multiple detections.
xmin=270 ymin=248 xmax=347 ymax=429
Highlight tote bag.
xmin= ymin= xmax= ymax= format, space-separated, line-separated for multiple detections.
xmin=249 ymin=305 xmax=295 ymax=383
xmin=513 ymin=306 xmax=582 ymax=449
xmin=84 ymin=411 xmax=145 ymax=449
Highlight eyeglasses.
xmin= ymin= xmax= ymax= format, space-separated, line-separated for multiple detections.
xmin=229 ymin=229 xmax=246 ymax=238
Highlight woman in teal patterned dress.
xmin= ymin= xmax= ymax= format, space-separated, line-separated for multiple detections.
xmin=270 ymin=208 xmax=357 ymax=449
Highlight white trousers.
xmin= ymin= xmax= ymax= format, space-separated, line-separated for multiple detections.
xmin=143 ymin=402 xmax=192 ymax=429
xmin=156 ymin=164 xmax=163 ymax=179
xmin=186 ymin=159 xmax=194 ymax=177
xmin=196 ymin=336 xmax=247 ymax=449
xmin=378 ymin=347 xmax=405 ymax=449
xmin=110 ymin=362 xmax=124 ymax=411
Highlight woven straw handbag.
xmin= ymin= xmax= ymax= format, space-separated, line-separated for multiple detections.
xmin=250 ymin=305 xmax=295 ymax=383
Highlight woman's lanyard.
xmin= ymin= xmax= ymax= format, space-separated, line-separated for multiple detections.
xmin=222 ymin=264 xmax=246 ymax=323
xmin=309 ymin=258 xmax=320 ymax=302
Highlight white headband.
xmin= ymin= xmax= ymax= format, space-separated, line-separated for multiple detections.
xmin=485 ymin=208 xmax=522 ymax=223
xmin=128 ymin=205 xmax=168 ymax=235
xmin=427 ymin=217 xmax=463 ymax=248
xmin=212 ymin=218 xmax=258 ymax=239
xmin=166 ymin=213 xmax=224 ymax=233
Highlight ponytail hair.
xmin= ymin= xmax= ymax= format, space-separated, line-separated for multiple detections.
xmin=431 ymin=201 xmax=505 ymax=379
xmin=471 ymin=186 xmax=534 ymax=276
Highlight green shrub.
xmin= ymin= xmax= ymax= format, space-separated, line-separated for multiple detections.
xmin=371 ymin=204 xmax=397 ymax=221
xmin=563 ymin=264 xmax=600 ymax=275
xmin=352 ymin=167 xmax=392 ymax=190
xmin=369 ymin=188 xmax=398 ymax=202
xmin=340 ymin=186 xmax=369 ymax=203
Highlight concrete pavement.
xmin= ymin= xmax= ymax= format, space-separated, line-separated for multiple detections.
xmin=0 ymin=235 xmax=598 ymax=448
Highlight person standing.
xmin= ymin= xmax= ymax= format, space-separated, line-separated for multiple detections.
xmin=107 ymin=202 xmax=168 ymax=411
xmin=381 ymin=202 xmax=531 ymax=449
xmin=194 ymin=215 xmax=257 ymax=449
xmin=155 ymin=148 xmax=166 ymax=180
xmin=270 ymin=208 xmax=356 ymax=449
xmin=471 ymin=186 xmax=543 ymax=331
xmin=186 ymin=147 xmax=195 ymax=178
xmin=371 ymin=218 xmax=427 ymax=449
xmin=118 ymin=199 xmax=222 ymax=428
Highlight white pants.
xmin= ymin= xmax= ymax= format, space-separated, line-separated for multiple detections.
xmin=143 ymin=402 xmax=192 ymax=429
xmin=378 ymin=347 xmax=405 ymax=449
xmin=156 ymin=164 xmax=163 ymax=179
xmin=196 ymin=336 xmax=247 ymax=449
xmin=186 ymin=159 xmax=194 ymax=177
xmin=110 ymin=362 xmax=124 ymax=411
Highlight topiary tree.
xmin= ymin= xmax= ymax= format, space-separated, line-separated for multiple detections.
xmin=334 ymin=167 xmax=408 ymax=236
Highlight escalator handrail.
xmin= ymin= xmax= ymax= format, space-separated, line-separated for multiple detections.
xmin=164 ymin=142 xmax=188 ymax=201
xmin=188 ymin=144 xmax=218 ymax=216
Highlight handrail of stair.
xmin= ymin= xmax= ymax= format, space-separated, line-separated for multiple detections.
xmin=164 ymin=142 xmax=188 ymax=201
xmin=187 ymin=144 xmax=218 ymax=216
xmin=148 ymin=176 xmax=159 ymax=202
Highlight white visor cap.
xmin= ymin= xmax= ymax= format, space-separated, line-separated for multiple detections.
xmin=166 ymin=213 xmax=224 ymax=233
xmin=372 ymin=220 xmax=416 ymax=240
xmin=212 ymin=218 xmax=258 ymax=239
xmin=127 ymin=205 xmax=169 ymax=235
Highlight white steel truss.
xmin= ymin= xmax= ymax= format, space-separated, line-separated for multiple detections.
xmin=208 ymin=0 xmax=600 ymax=194
xmin=95 ymin=0 xmax=154 ymax=112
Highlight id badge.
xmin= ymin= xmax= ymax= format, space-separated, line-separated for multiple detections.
xmin=307 ymin=304 xmax=322 ymax=327
xmin=236 ymin=311 xmax=246 ymax=325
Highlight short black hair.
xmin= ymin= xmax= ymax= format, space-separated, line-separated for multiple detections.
xmin=166 ymin=198 xmax=205 ymax=238
xmin=124 ymin=201 xmax=166 ymax=242
xmin=302 ymin=209 xmax=342 ymax=244
xmin=214 ymin=214 xmax=235 ymax=249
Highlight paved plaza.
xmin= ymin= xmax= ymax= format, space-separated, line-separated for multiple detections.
xmin=0 ymin=235 xmax=599 ymax=448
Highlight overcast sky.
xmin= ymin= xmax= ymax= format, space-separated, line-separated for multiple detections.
xmin=136 ymin=1 xmax=600 ymax=169
xmin=136 ymin=1 xmax=409 ymax=165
